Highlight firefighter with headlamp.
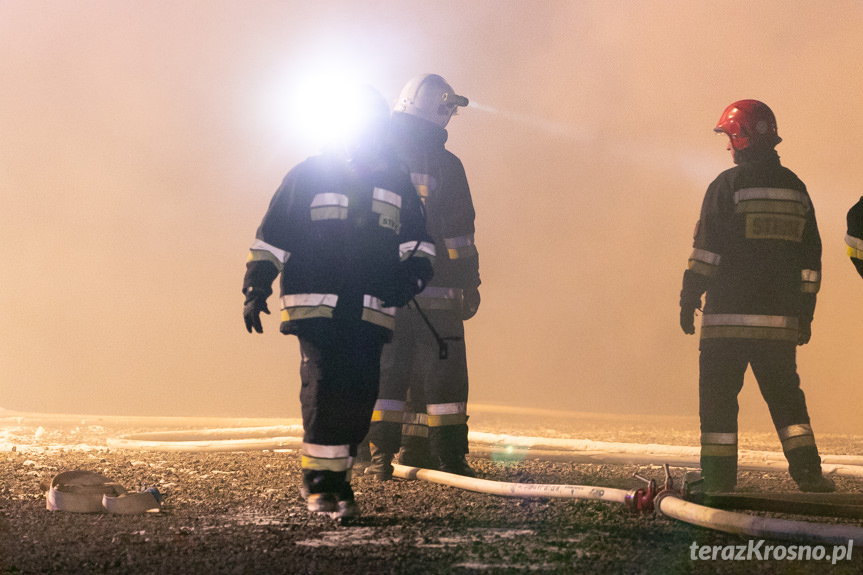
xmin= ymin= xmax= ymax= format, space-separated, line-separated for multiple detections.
xmin=680 ymin=99 xmax=834 ymax=493
xmin=365 ymin=74 xmax=481 ymax=479
xmin=242 ymin=85 xmax=435 ymax=519
xmin=846 ymin=197 xmax=863 ymax=279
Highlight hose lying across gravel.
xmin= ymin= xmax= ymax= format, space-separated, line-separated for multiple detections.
xmin=104 ymin=426 xmax=863 ymax=478
xmin=99 ymin=425 xmax=863 ymax=548
xmin=5 ymin=407 xmax=862 ymax=547
xmin=655 ymin=493 xmax=863 ymax=547
xmin=392 ymin=464 xmax=631 ymax=504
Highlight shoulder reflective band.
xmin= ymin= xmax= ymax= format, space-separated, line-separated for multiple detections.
xmin=734 ymin=187 xmax=811 ymax=215
xmin=444 ymin=234 xmax=478 ymax=259
xmin=46 ymin=470 xmax=161 ymax=514
xmin=400 ymin=240 xmax=436 ymax=261
xmin=777 ymin=423 xmax=816 ymax=452
xmin=801 ymin=269 xmax=821 ymax=294
xmin=701 ymin=314 xmax=799 ymax=342
xmin=301 ymin=442 xmax=351 ymax=472
xmin=687 ymin=248 xmax=721 ymax=278
xmin=281 ymin=293 xmax=338 ymax=322
xmin=372 ymin=398 xmax=405 ymax=423
xmin=310 ymin=192 xmax=349 ymax=221
xmin=426 ymin=402 xmax=468 ymax=427
xmin=372 ymin=187 xmax=401 ymax=232
xmin=361 ymin=295 xmax=396 ymax=330
xmin=700 ymin=432 xmax=738 ymax=457
xmin=248 ymin=238 xmax=290 ymax=271
xmin=847 ymin=234 xmax=863 ymax=260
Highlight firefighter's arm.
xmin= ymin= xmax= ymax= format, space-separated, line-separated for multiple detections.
xmin=440 ymin=154 xmax=481 ymax=319
xmin=383 ymin=173 xmax=435 ymax=308
xmin=680 ymin=179 xmax=725 ymax=334
xmin=846 ymin=197 xmax=863 ymax=280
xmin=242 ymin=170 xmax=300 ymax=333
xmin=798 ymin=195 xmax=822 ymax=345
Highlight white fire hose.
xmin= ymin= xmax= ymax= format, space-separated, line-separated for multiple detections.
xmin=46 ymin=470 xmax=161 ymax=514
xmin=7 ymin=407 xmax=863 ymax=544
xmin=655 ymin=492 xmax=863 ymax=546
xmin=100 ymin=425 xmax=863 ymax=546
xmin=105 ymin=427 xmax=863 ymax=479
xmin=392 ymin=464 xmax=630 ymax=504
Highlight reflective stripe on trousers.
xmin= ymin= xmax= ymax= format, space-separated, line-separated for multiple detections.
xmin=701 ymin=314 xmax=799 ymax=342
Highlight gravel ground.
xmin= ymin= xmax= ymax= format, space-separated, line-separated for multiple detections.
xmin=2 ymin=413 xmax=863 ymax=574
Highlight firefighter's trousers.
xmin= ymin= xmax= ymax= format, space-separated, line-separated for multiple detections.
xmin=367 ymin=304 xmax=469 ymax=462
xmin=699 ymin=338 xmax=822 ymax=489
xmin=296 ymin=323 xmax=386 ymax=483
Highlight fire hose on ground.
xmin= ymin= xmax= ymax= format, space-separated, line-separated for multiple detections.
xmin=99 ymin=426 xmax=863 ymax=547
xmin=5 ymin=408 xmax=863 ymax=547
xmin=103 ymin=426 xmax=863 ymax=478
xmin=393 ymin=462 xmax=863 ymax=547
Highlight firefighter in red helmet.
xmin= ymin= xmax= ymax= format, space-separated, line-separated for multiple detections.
xmin=365 ymin=74 xmax=480 ymax=479
xmin=680 ymin=100 xmax=834 ymax=493
xmin=846 ymin=197 xmax=863 ymax=279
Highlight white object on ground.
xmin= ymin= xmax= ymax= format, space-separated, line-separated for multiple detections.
xmin=104 ymin=427 xmax=863 ymax=478
xmin=392 ymin=464 xmax=630 ymax=503
xmin=656 ymin=491 xmax=863 ymax=547
xmin=107 ymin=425 xmax=304 ymax=452
xmin=46 ymin=470 xmax=161 ymax=514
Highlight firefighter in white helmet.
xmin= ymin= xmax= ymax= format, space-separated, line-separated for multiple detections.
xmin=366 ymin=74 xmax=480 ymax=479
xmin=680 ymin=99 xmax=833 ymax=493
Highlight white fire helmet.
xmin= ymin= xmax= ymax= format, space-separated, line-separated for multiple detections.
xmin=394 ymin=74 xmax=469 ymax=128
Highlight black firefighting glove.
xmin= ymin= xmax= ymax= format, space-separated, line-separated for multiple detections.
xmin=383 ymin=259 xmax=432 ymax=308
xmin=798 ymin=318 xmax=812 ymax=346
xmin=680 ymin=305 xmax=698 ymax=335
xmin=462 ymin=287 xmax=481 ymax=320
xmin=243 ymin=288 xmax=271 ymax=334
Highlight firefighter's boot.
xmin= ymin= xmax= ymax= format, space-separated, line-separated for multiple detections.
xmin=334 ymin=481 xmax=360 ymax=521
xmin=439 ymin=453 xmax=475 ymax=477
xmin=787 ymin=445 xmax=836 ymax=493
xmin=431 ymin=424 xmax=475 ymax=477
xmin=398 ymin=434 xmax=436 ymax=469
xmin=302 ymin=469 xmax=342 ymax=513
xmin=700 ymin=455 xmax=737 ymax=493
xmin=363 ymin=443 xmax=394 ymax=481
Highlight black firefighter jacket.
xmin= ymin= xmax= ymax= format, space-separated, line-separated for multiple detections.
xmin=243 ymin=150 xmax=435 ymax=338
xmin=389 ymin=112 xmax=480 ymax=312
xmin=680 ymin=150 xmax=821 ymax=343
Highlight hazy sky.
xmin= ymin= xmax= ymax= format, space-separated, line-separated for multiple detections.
xmin=2 ymin=1 xmax=862 ymax=433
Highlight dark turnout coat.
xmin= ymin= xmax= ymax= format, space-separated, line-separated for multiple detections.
xmin=389 ymin=112 xmax=480 ymax=295
xmin=243 ymin=150 xmax=435 ymax=337
xmin=681 ymin=150 xmax=821 ymax=342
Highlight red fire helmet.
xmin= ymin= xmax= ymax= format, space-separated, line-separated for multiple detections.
xmin=714 ymin=100 xmax=782 ymax=151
